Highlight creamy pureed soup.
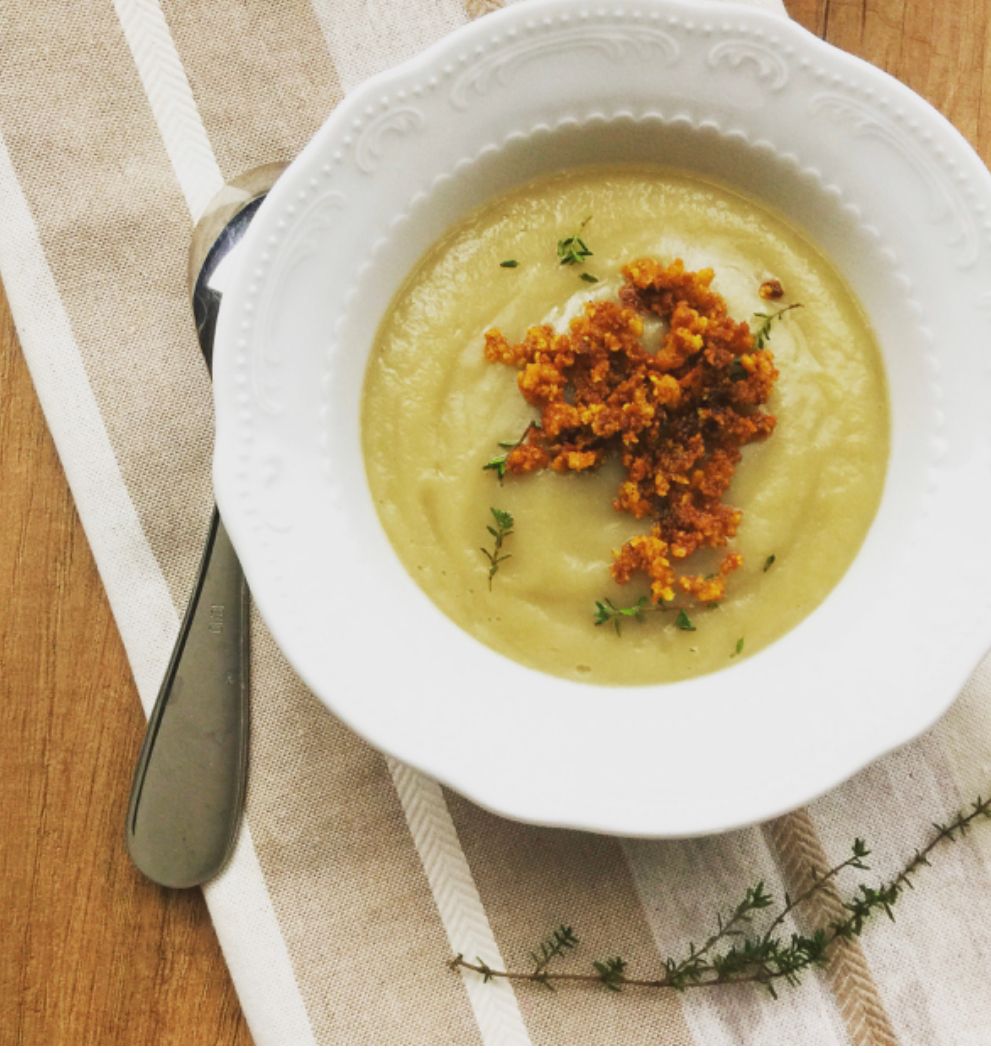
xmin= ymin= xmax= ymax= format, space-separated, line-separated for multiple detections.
xmin=361 ymin=168 xmax=889 ymax=684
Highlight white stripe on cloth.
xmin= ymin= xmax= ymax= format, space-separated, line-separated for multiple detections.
xmin=387 ymin=761 xmax=531 ymax=1046
xmin=309 ymin=0 xmax=469 ymax=93
xmin=0 ymin=126 xmax=315 ymax=1047
xmin=113 ymin=1 xmax=530 ymax=1044
xmin=113 ymin=0 xmax=224 ymax=220
xmin=206 ymin=824 xmax=318 ymax=1046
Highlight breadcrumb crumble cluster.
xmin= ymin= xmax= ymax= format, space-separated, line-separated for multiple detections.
xmin=483 ymin=257 xmax=779 ymax=606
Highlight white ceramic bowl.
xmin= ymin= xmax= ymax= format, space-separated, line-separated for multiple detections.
xmin=213 ymin=0 xmax=991 ymax=837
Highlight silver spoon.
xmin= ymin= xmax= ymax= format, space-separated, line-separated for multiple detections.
xmin=126 ymin=163 xmax=286 ymax=888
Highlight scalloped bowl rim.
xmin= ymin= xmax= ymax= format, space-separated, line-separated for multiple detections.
xmin=213 ymin=0 xmax=991 ymax=837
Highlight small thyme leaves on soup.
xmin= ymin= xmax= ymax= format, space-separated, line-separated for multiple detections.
xmin=482 ymin=422 xmax=539 ymax=483
xmin=557 ymin=234 xmax=593 ymax=266
xmin=500 ymin=259 xmax=519 ymax=268
xmin=480 ymin=507 xmax=514 ymax=589
xmin=592 ymin=597 xmax=718 ymax=637
xmin=753 ymin=302 xmax=803 ymax=350
xmin=482 ymin=454 xmax=508 ymax=481
xmin=593 ymin=596 xmax=650 ymax=635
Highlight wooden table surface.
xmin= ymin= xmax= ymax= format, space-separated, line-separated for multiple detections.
xmin=1 ymin=0 xmax=988 ymax=1043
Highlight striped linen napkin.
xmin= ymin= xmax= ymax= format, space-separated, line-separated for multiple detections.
xmin=3 ymin=0 xmax=991 ymax=1044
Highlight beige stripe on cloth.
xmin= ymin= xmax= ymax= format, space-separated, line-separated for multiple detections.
xmin=164 ymin=1 xmax=345 ymax=180
xmin=246 ymin=624 xmax=484 ymax=1044
xmin=2 ymin=1 xmax=213 ymax=611
xmin=447 ymin=794 xmax=696 ymax=1045
xmin=309 ymin=0 xmax=472 ymax=92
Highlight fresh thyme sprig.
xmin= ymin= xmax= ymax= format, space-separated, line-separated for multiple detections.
xmin=451 ymin=791 xmax=991 ymax=998
xmin=483 ymin=421 xmax=538 ymax=482
xmin=752 ymin=303 xmax=804 ymax=349
xmin=593 ymin=597 xmax=698 ymax=635
xmin=593 ymin=596 xmax=650 ymax=632
xmin=480 ymin=507 xmax=514 ymax=589
xmin=663 ymin=881 xmax=774 ymax=990
xmin=528 ymin=925 xmax=579 ymax=989
xmin=593 ymin=957 xmax=628 ymax=992
xmin=557 ymin=234 xmax=593 ymax=267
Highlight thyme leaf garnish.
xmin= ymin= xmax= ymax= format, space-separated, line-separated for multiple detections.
xmin=483 ymin=455 xmax=509 ymax=480
xmin=592 ymin=957 xmax=628 ymax=992
xmin=483 ymin=421 xmax=539 ymax=483
xmin=763 ymin=554 xmax=776 ymax=573
xmin=752 ymin=303 xmax=803 ymax=349
xmin=593 ymin=596 xmax=651 ymax=634
xmin=593 ymin=598 xmax=700 ymax=635
xmin=580 ymin=272 xmax=599 ymax=283
xmin=452 ymin=791 xmax=991 ymax=998
xmin=557 ymin=234 xmax=593 ymax=267
xmin=480 ymin=507 xmax=514 ymax=589
xmin=500 ymin=259 xmax=519 ymax=268
xmin=528 ymin=926 xmax=579 ymax=989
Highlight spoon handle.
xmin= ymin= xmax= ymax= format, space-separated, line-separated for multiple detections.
xmin=126 ymin=508 xmax=249 ymax=888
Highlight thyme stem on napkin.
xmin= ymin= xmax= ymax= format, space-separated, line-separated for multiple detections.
xmin=451 ymin=789 xmax=991 ymax=997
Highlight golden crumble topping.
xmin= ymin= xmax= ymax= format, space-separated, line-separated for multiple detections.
xmin=484 ymin=257 xmax=779 ymax=606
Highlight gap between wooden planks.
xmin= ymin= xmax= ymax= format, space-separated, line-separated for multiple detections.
xmin=0 ymin=0 xmax=988 ymax=1044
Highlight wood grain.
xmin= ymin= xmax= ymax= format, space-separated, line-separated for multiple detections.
xmin=0 ymin=282 xmax=250 ymax=1045
xmin=0 ymin=1 xmax=988 ymax=1044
